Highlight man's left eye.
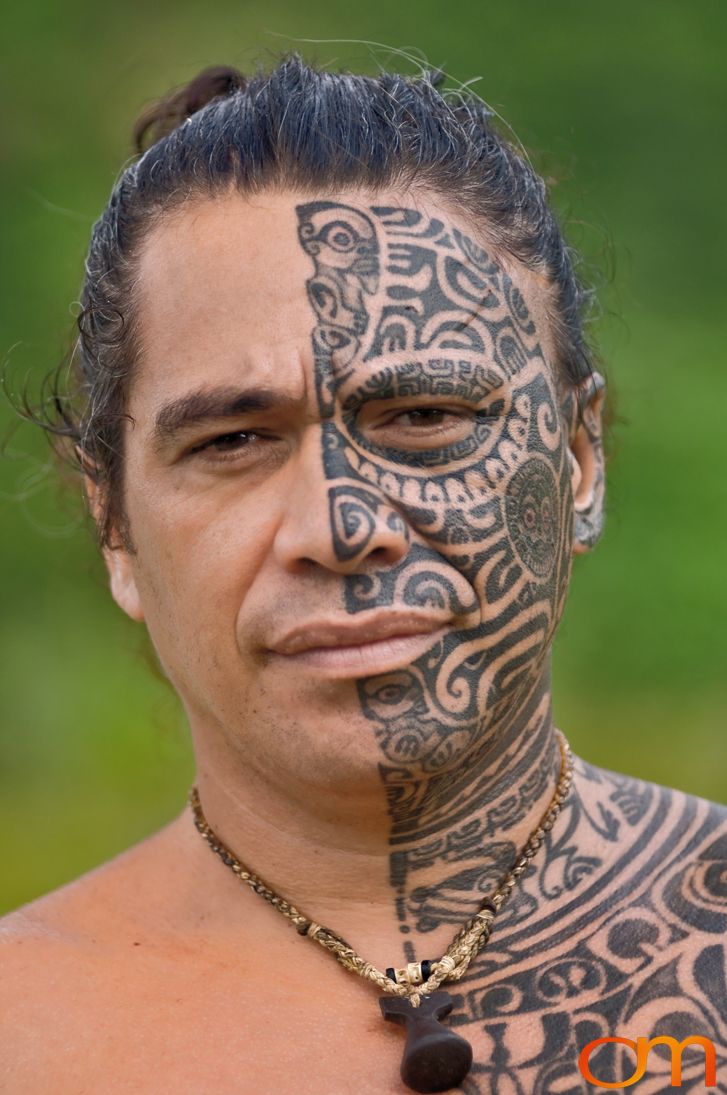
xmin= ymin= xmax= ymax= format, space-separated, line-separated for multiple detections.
xmin=387 ymin=407 xmax=469 ymax=430
xmin=395 ymin=408 xmax=449 ymax=426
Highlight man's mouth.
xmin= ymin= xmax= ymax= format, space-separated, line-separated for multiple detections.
xmin=267 ymin=612 xmax=452 ymax=677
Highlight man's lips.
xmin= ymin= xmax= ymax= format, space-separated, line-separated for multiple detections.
xmin=269 ymin=612 xmax=452 ymax=655
xmin=266 ymin=612 xmax=452 ymax=676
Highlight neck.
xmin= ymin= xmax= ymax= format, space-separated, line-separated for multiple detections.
xmin=185 ymin=662 xmax=561 ymax=969
xmin=387 ymin=673 xmax=560 ymax=963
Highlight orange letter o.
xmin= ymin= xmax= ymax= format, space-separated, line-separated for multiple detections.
xmin=579 ymin=1036 xmax=648 ymax=1089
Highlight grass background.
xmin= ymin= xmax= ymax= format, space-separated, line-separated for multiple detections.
xmin=2 ymin=0 xmax=726 ymax=914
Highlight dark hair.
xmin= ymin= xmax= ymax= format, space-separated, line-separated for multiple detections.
xmin=22 ymin=52 xmax=603 ymax=551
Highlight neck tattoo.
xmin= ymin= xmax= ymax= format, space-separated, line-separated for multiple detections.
xmin=189 ymin=730 xmax=573 ymax=1093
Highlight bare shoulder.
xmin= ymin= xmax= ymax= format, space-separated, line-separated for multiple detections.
xmin=563 ymin=754 xmax=727 ymax=988
xmin=0 ymin=811 xmax=198 ymax=990
xmin=572 ymin=751 xmax=727 ymax=881
xmin=0 ymin=811 xmax=188 ymax=948
xmin=0 ymin=814 xmax=174 ymax=998
xmin=0 ymin=814 xmax=376 ymax=1094
xmin=0 ymin=812 xmax=204 ymax=1090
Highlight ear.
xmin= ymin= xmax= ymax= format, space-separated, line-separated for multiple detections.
xmin=566 ymin=371 xmax=607 ymax=555
xmin=83 ymin=472 xmax=145 ymax=622
xmin=103 ymin=545 xmax=145 ymax=622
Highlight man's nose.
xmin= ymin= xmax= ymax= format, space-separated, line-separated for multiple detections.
xmin=272 ymin=427 xmax=410 ymax=575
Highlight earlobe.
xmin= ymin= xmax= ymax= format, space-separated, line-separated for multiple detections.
xmin=83 ymin=471 xmax=145 ymax=621
xmin=568 ymin=371 xmax=607 ymax=555
xmin=104 ymin=547 xmax=145 ymax=622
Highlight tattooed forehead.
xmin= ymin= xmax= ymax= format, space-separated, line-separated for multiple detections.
xmin=295 ymin=200 xmax=546 ymax=410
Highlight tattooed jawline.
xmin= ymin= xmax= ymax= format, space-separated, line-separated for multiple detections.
xmin=381 ymin=679 xmax=558 ymax=845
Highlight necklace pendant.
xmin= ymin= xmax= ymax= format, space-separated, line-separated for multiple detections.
xmin=380 ymin=990 xmax=473 ymax=1093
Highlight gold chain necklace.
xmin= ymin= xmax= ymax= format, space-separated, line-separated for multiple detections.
xmin=189 ymin=728 xmax=574 ymax=1094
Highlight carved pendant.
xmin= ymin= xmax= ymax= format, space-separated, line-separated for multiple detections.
xmin=380 ymin=991 xmax=473 ymax=1093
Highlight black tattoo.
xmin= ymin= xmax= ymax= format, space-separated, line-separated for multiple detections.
xmin=296 ymin=200 xmax=727 ymax=1089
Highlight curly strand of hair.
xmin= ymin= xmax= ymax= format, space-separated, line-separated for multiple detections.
xmin=132 ymin=65 xmax=247 ymax=155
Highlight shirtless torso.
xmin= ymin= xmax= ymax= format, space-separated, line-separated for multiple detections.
xmin=3 ymin=756 xmax=727 ymax=1095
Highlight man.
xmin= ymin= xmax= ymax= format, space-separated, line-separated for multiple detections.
xmin=2 ymin=186 xmax=726 ymax=1094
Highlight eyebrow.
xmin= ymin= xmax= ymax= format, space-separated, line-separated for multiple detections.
xmin=151 ymin=386 xmax=300 ymax=451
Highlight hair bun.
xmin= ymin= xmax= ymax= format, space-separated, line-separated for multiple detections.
xmin=133 ymin=64 xmax=246 ymax=154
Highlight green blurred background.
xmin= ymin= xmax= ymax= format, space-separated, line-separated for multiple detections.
xmin=2 ymin=1 xmax=726 ymax=915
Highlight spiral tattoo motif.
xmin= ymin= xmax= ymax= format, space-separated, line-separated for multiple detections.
xmin=504 ymin=458 xmax=559 ymax=578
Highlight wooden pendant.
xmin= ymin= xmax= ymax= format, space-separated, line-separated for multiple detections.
xmin=380 ymin=991 xmax=473 ymax=1093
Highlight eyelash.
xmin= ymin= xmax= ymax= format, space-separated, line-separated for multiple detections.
xmin=189 ymin=431 xmax=265 ymax=462
xmin=373 ymin=406 xmax=494 ymax=433
xmin=388 ymin=408 xmax=456 ymax=426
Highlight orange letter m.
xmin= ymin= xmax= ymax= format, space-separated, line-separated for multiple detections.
xmin=637 ymin=1036 xmax=716 ymax=1088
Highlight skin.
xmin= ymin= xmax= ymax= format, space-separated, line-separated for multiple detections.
xmin=1 ymin=188 xmax=726 ymax=1094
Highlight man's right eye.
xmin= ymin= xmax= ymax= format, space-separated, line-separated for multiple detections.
xmin=197 ymin=431 xmax=254 ymax=450
xmin=188 ymin=431 xmax=262 ymax=462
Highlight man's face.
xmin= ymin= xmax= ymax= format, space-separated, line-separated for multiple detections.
xmin=109 ymin=189 xmax=581 ymax=801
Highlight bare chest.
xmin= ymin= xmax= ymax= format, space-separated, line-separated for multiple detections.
xmin=14 ymin=937 xmax=724 ymax=1095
